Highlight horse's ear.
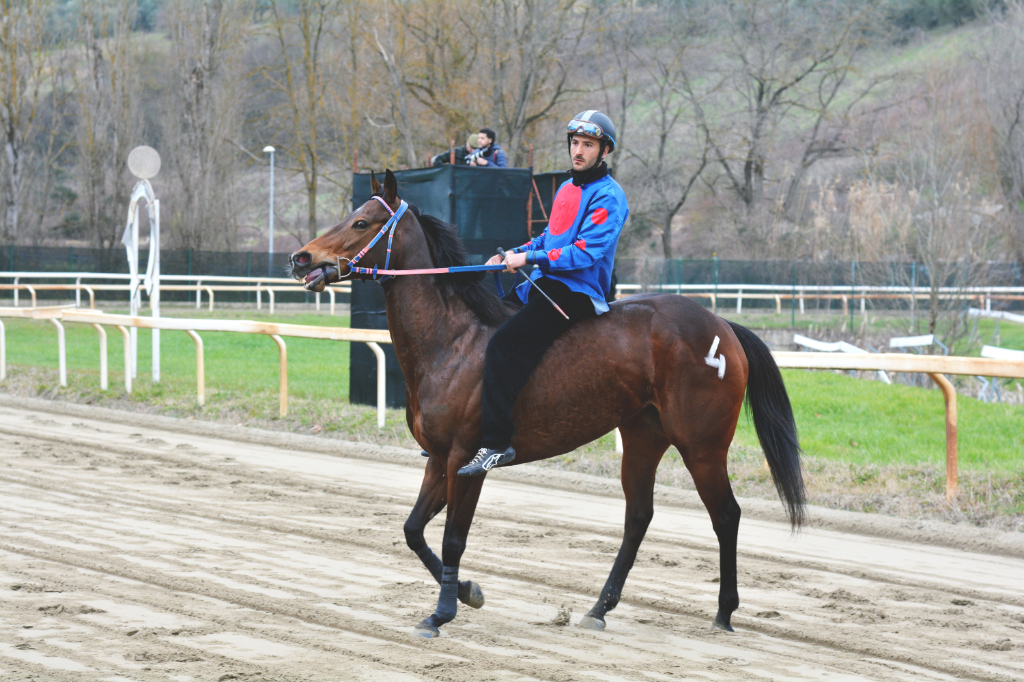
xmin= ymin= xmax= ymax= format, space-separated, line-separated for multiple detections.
xmin=383 ymin=168 xmax=399 ymax=206
xmin=370 ymin=171 xmax=382 ymax=196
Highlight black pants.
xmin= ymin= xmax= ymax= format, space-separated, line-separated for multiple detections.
xmin=480 ymin=277 xmax=596 ymax=449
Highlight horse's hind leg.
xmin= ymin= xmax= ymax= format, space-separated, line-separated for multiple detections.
xmin=685 ymin=451 xmax=741 ymax=631
xmin=580 ymin=408 xmax=669 ymax=630
xmin=404 ymin=454 xmax=484 ymax=609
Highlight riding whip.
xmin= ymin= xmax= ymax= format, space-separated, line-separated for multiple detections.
xmin=497 ymin=248 xmax=570 ymax=320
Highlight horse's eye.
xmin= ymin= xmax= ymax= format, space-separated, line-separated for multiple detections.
xmin=354 ymin=220 xmax=369 ymax=230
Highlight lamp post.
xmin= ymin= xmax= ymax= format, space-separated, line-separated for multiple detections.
xmin=263 ymin=145 xmax=275 ymax=276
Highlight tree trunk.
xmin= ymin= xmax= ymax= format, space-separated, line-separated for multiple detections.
xmin=2 ymin=138 xmax=20 ymax=240
xmin=307 ymin=160 xmax=318 ymax=242
xmin=661 ymin=211 xmax=674 ymax=259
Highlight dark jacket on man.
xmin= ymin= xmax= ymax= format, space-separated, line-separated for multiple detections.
xmin=478 ymin=143 xmax=507 ymax=168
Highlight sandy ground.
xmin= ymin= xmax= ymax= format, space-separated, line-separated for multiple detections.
xmin=1 ymin=402 xmax=1023 ymax=682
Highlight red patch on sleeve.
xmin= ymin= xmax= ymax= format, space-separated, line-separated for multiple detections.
xmin=548 ymin=248 xmax=562 ymax=261
xmin=547 ymin=184 xmax=582 ymax=236
xmin=590 ymin=207 xmax=609 ymax=225
xmin=574 ymin=239 xmax=586 ymax=250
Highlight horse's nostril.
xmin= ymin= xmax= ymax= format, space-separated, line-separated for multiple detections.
xmin=295 ymin=253 xmax=311 ymax=266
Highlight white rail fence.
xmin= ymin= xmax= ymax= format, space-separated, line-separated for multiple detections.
xmin=0 ymin=272 xmax=352 ymax=315
xmin=618 ymin=283 xmax=1024 ymax=316
xmin=7 ymin=272 xmax=1024 ymax=318
xmin=3 ymin=305 xmax=1024 ymax=500
xmin=0 ymin=306 xmax=392 ymax=428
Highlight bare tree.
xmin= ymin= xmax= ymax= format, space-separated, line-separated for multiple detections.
xmin=162 ymin=0 xmax=252 ymax=250
xmin=261 ymin=0 xmax=341 ymax=242
xmin=621 ymin=8 xmax=711 ymax=258
xmin=372 ymin=0 xmax=418 ymax=168
xmin=978 ymin=0 xmax=1024 ymax=261
xmin=690 ymin=0 xmax=885 ymax=219
xmin=866 ymin=69 xmax=1004 ymax=342
xmin=75 ymin=0 xmax=143 ymax=249
xmin=474 ymin=0 xmax=588 ymax=165
xmin=402 ymin=0 xmax=484 ymax=148
xmin=594 ymin=0 xmax=644 ymax=173
xmin=0 ymin=0 xmax=57 ymax=241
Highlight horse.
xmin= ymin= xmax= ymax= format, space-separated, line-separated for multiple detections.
xmin=289 ymin=169 xmax=805 ymax=638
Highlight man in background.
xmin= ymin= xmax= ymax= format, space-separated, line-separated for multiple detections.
xmin=470 ymin=128 xmax=507 ymax=168
xmin=432 ymin=133 xmax=481 ymax=167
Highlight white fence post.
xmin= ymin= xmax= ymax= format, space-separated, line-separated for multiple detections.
xmin=116 ymin=325 xmax=131 ymax=393
xmin=92 ymin=323 xmax=107 ymax=391
xmin=49 ymin=319 xmax=66 ymax=387
xmin=367 ymin=342 xmax=386 ymax=429
xmin=270 ymin=334 xmax=287 ymax=417
xmin=186 ymin=330 xmax=204 ymax=406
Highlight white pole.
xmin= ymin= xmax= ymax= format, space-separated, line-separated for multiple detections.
xmin=50 ymin=319 xmax=66 ymax=388
xmin=152 ymin=198 xmax=160 ymax=383
xmin=264 ymin=146 xmax=275 ymax=277
xmin=130 ymin=199 xmax=139 ymax=379
xmin=93 ymin=323 xmax=107 ymax=391
xmin=367 ymin=342 xmax=386 ymax=429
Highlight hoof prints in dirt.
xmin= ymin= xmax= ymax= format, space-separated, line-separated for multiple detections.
xmin=0 ymin=405 xmax=1022 ymax=682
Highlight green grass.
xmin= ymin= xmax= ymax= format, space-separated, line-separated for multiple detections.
xmin=734 ymin=369 xmax=1024 ymax=471
xmin=3 ymin=306 xmax=1021 ymax=472
xmin=3 ymin=307 xmax=354 ymax=402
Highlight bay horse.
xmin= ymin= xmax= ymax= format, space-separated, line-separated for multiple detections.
xmin=290 ymin=170 xmax=804 ymax=637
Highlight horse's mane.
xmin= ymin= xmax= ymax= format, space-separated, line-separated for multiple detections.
xmin=406 ymin=203 xmax=517 ymax=327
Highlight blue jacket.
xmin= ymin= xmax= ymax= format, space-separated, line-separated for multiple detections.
xmin=478 ymin=143 xmax=507 ymax=168
xmin=511 ymin=173 xmax=628 ymax=314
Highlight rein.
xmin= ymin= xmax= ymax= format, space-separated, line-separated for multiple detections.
xmin=339 ymin=195 xmax=516 ymax=295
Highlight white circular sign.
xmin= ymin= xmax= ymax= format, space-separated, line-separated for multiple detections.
xmin=128 ymin=146 xmax=161 ymax=180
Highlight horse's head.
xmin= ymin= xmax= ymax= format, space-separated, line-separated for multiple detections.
xmin=290 ymin=169 xmax=403 ymax=292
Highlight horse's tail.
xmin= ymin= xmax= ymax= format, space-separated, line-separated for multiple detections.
xmin=727 ymin=321 xmax=806 ymax=528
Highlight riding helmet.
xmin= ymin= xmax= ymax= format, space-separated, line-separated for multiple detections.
xmin=567 ymin=110 xmax=617 ymax=152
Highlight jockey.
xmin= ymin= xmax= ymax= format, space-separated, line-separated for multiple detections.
xmin=459 ymin=110 xmax=629 ymax=476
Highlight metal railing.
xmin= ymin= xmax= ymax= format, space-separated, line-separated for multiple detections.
xmin=0 ymin=272 xmax=352 ymax=314
xmin=3 ymin=305 xmax=1024 ymax=500
xmin=617 ymin=283 xmax=1024 ymax=316
xmin=0 ymin=306 xmax=391 ymax=428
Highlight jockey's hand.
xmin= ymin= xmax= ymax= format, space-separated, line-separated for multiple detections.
xmin=476 ymin=158 xmax=488 ymax=166
xmin=485 ymin=254 xmax=503 ymax=266
xmin=503 ymin=251 xmax=527 ymax=273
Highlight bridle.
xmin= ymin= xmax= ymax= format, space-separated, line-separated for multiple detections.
xmin=332 ymin=193 xmax=510 ymax=291
xmin=338 ymin=195 xmax=409 ymax=282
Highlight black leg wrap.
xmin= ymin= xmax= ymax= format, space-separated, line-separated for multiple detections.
xmin=415 ymin=566 xmax=459 ymax=638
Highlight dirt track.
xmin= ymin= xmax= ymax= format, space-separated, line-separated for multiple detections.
xmin=1 ymin=401 xmax=1022 ymax=681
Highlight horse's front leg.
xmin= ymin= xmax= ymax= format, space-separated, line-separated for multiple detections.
xmin=580 ymin=417 xmax=668 ymax=630
xmin=414 ymin=451 xmax=486 ymax=638
xmin=404 ymin=453 xmax=484 ymax=609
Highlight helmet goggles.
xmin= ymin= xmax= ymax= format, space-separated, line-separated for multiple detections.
xmin=567 ymin=119 xmax=605 ymax=140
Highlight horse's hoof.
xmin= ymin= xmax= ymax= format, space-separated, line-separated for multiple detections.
xmin=577 ymin=615 xmax=606 ymax=630
xmin=711 ymin=614 xmax=735 ymax=632
xmin=414 ymin=619 xmax=440 ymax=638
xmin=458 ymin=580 xmax=485 ymax=609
